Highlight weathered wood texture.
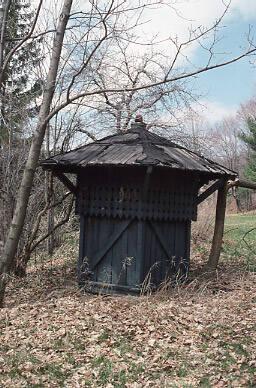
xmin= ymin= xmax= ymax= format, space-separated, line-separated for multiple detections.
xmin=53 ymin=171 xmax=77 ymax=194
xmin=78 ymin=215 xmax=191 ymax=292
xmin=76 ymin=167 xmax=201 ymax=222
xmin=76 ymin=167 xmax=196 ymax=292
xmin=196 ymin=178 xmax=225 ymax=205
xmin=41 ymin=122 xmax=237 ymax=180
xmin=206 ymin=181 xmax=228 ymax=270
xmin=228 ymin=178 xmax=256 ymax=190
xmin=41 ymin=123 xmax=238 ymax=294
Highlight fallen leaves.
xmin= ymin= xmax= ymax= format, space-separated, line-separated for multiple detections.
xmin=0 ymin=256 xmax=256 ymax=387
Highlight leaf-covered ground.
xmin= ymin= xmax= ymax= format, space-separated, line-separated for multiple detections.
xmin=0 ymin=220 xmax=256 ymax=387
xmin=0 ymin=257 xmax=255 ymax=387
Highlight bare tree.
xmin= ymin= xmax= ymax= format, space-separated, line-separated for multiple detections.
xmin=0 ymin=0 xmax=73 ymax=305
xmin=1 ymin=0 xmax=256 ymax=305
xmin=74 ymin=46 xmax=199 ymax=134
xmin=211 ymin=118 xmax=242 ymax=171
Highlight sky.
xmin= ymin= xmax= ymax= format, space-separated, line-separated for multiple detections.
xmin=138 ymin=0 xmax=256 ymax=124
xmin=193 ymin=11 xmax=256 ymax=123
xmin=38 ymin=0 xmax=256 ymax=126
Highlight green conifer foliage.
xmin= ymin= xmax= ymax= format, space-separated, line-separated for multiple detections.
xmin=0 ymin=0 xmax=42 ymax=144
xmin=240 ymin=117 xmax=256 ymax=181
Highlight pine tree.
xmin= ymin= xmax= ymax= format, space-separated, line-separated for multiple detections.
xmin=240 ymin=117 xmax=256 ymax=181
xmin=0 ymin=0 xmax=42 ymax=144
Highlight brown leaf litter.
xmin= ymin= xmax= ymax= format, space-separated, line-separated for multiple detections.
xmin=0 ymin=257 xmax=255 ymax=387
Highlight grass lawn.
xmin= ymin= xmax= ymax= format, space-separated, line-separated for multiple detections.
xmin=225 ymin=213 xmax=256 ymax=239
xmin=0 ymin=215 xmax=255 ymax=387
xmin=223 ymin=212 xmax=256 ymax=272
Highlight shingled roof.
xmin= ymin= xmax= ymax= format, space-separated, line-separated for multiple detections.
xmin=41 ymin=121 xmax=237 ymax=179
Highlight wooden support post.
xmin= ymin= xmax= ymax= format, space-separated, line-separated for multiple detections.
xmin=196 ymin=178 xmax=224 ymax=205
xmin=53 ymin=171 xmax=77 ymax=194
xmin=206 ymin=180 xmax=228 ymax=270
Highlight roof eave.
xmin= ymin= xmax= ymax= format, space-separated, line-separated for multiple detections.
xmin=40 ymin=159 xmax=237 ymax=180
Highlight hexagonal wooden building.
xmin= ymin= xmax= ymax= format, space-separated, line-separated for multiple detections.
xmin=41 ymin=120 xmax=236 ymax=293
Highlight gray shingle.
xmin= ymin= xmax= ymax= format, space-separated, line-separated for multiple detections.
xmin=41 ymin=124 xmax=237 ymax=179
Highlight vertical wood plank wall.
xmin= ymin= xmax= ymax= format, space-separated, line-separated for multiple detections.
xmin=76 ymin=166 xmax=200 ymax=293
xmin=78 ymin=216 xmax=191 ymax=291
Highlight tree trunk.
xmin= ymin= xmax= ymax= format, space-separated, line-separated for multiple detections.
xmin=0 ymin=0 xmax=73 ymax=307
xmin=47 ymin=172 xmax=55 ymax=256
xmin=232 ymin=187 xmax=241 ymax=213
xmin=13 ymin=254 xmax=28 ymax=278
xmin=235 ymin=188 xmax=241 ymax=213
xmin=0 ymin=0 xmax=11 ymax=78
xmin=45 ymin=125 xmax=55 ymax=256
xmin=205 ymin=181 xmax=228 ymax=270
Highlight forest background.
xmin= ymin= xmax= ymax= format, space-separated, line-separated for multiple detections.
xmin=0 ymin=1 xmax=256 ymax=386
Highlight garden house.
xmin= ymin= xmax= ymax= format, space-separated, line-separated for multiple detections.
xmin=41 ymin=118 xmax=237 ymax=294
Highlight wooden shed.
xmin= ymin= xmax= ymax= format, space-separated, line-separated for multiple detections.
xmin=41 ymin=119 xmax=236 ymax=294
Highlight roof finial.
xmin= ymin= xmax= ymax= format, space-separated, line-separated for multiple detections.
xmin=130 ymin=114 xmax=146 ymax=132
xmin=135 ymin=114 xmax=143 ymax=123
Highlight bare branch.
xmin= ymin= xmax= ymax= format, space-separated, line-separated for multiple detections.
xmin=29 ymin=196 xmax=74 ymax=253
xmin=228 ymin=178 xmax=256 ymax=190
xmin=45 ymin=46 xmax=256 ymax=127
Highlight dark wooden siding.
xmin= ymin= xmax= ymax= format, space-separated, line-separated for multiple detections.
xmin=76 ymin=167 xmax=195 ymax=293
xmin=76 ymin=166 xmax=201 ymax=221
xmin=78 ymin=215 xmax=191 ymax=292
xmin=41 ymin=123 xmax=237 ymax=294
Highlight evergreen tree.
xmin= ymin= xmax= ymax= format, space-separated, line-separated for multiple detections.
xmin=0 ymin=0 xmax=42 ymax=144
xmin=240 ymin=117 xmax=256 ymax=181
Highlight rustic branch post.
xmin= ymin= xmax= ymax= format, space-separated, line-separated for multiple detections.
xmin=205 ymin=180 xmax=229 ymax=270
xmin=205 ymin=177 xmax=256 ymax=271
